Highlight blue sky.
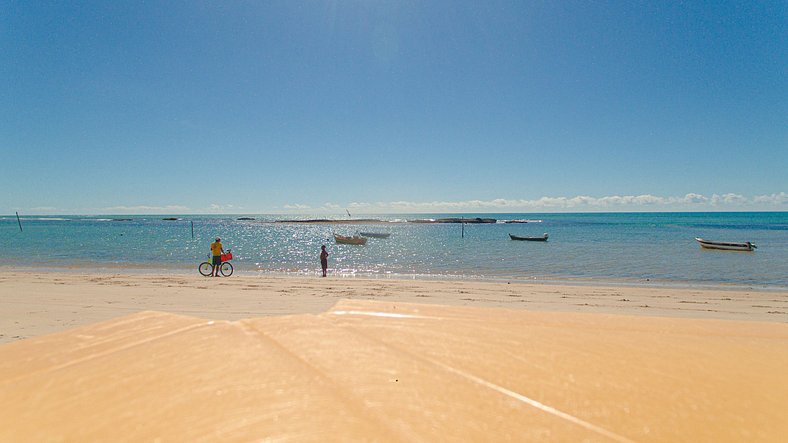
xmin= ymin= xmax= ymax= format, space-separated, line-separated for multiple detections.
xmin=2 ymin=0 xmax=786 ymax=214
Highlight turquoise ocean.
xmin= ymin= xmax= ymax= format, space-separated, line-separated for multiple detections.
xmin=2 ymin=212 xmax=787 ymax=289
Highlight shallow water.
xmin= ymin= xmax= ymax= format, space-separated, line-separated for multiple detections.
xmin=2 ymin=212 xmax=787 ymax=288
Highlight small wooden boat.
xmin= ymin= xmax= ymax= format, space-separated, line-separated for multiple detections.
xmin=334 ymin=234 xmax=368 ymax=245
xmin=695 ymin=238 xmax=756 ymax=251
xmin=358 ymin=232 xmax=391 ymax=239
xmin=509 ymin=233 xmax=549 ymax=241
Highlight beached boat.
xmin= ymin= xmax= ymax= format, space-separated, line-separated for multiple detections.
xmin=334 ymin=234 xmax=368 ymax=245
xmin=695 ymin=238 xmax=756 ymax=251
xmin=358 ymin=232 xmax=391 ymax=239
xmin=509 ymin=233 xmax=549 ymax=242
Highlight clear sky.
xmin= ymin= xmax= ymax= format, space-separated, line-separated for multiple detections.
xmin=2 ymin=0 xmax=786 ymax=214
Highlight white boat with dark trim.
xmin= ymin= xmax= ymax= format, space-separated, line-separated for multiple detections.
xmin=695 ymin=238 xmax=756 ymax=251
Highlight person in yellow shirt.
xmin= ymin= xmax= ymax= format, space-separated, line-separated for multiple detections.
xmin=210 ymin=237 xmax=225 ymax=277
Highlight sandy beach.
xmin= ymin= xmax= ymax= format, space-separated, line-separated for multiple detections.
xmin=6 ymin=0 xmax=786 ymax=439
xmin=2 ymin=271 xmax=787 ymax=344
xmin=2 ymin=271 xmax=788 ymax=441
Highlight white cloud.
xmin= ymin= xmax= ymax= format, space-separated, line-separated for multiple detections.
xmin=71 ymin=192 xmax=785 ymax=215
xmin=206 ymin=204 xmax=243 ymax=213
xmin=710 ymin=193 xmax=747 ymax=205
xmin=283 ymin=204 xmax=312 ymax=210
xmin=681 ymin=193 xmax=708 ymax=204
xmin=753 ymin=192 xmax=788 ymax=205
xmin=281 ymin=192 xmax=787 ymax=213
xmin=99 ymin=205 xmax=190 ymax=214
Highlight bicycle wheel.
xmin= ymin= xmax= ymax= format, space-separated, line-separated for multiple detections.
xmin=198 ymin=262 xmax=213 ymax=276
xmin=220 ymin=262 xmax=234 ymax=277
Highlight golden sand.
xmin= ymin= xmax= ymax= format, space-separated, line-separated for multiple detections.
xmin=1 ymin=272 xmax=787 ymax=441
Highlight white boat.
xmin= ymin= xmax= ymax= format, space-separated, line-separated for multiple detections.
xmin=334 ymin=234 xmax=367 ymax=245
xmin=695 ymin=238 xmax=756 ymax=251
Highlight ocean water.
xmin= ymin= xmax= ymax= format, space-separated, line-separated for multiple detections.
xmin=2 ymin=212 xmax=787 ymax=289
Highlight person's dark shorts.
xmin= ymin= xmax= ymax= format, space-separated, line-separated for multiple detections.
xmin=213 ymin=255 xmax=222 ymax=265
xmin=321 ymin=258 xmax=328 ymax=268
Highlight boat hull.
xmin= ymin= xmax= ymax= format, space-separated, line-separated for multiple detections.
xmin=334 ymin=234 xmax=368 ymax=245
xmin=509 ymin=233 xmax=549 ymax=242
xmin=695 ymin=238 xmax=755 ymax=251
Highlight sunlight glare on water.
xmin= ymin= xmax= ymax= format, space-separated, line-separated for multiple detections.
xmin=2 ymin=212 xmax=786 ymax=288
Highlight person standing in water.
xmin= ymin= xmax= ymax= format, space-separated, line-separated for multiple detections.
xmin=210 ymin=237 xmax=225 ymax=277
xmin=320 ymin=245 xmax=329 ymax=277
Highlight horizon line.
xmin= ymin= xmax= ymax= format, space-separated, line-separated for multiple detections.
xmin=4 ymin=210 xmax=788 ymax=217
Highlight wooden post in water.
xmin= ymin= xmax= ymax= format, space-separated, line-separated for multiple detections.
xmin=461 ymin=217 xmax=464 ymax=238
xmin=16 ymin=212 xmax=23 ymax=232
xmin=191 ymin=221 xmax=194 ymax=239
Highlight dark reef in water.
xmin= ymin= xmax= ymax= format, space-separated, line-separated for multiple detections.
xmin=274 ymin=219 xmax=388 ymax=224
xmin=271 ymin=217 xmax=498 ymax=224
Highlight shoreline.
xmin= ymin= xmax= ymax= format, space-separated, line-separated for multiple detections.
xmin=7 ymin=264 xmax=788 ymax=293
xmin=2 ymin=269 xmax=787 ymax=345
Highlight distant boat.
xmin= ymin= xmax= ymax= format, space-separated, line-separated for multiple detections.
xmin=162 ymin=217 xmax=180 ymax=221
xmin=358 ymin=232 xmax=391 ymax=239
xmin=237 ymin=217 xmax=255 ymax=220
xmin=509 ymin=233 xmax=549 ymax=242
xmin=695 ymin=238 xmax=756 ymax=251
xmin=334 ymin=234 xmax=368 ymax=245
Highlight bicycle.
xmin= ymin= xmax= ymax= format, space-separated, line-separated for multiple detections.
xmin=199 ymin=250 xmax=234 ymax=277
